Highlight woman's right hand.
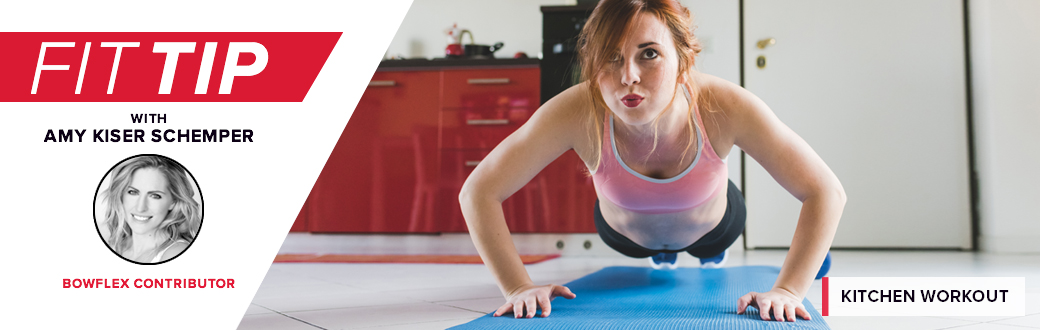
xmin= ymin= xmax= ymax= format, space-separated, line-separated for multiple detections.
xmin=494 ymin=283 xmax=577 ymax=318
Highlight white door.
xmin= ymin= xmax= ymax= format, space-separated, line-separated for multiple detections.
xmin=743 ymin=0 xmax=972 ymax=249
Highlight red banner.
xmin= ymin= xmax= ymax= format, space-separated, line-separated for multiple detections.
xmin=0 ymin=32 xmax=341 ymax=102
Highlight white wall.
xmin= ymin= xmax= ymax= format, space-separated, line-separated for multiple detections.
xmin=686 ymin=0 xmax=740 ymax=87
xmin=683 ymin=0 xmax=742 ymax=188
xmin=385 ymin=0 xmax=741 ymax=88
xmin=385 ymin=0 xmax=576 ymax=59
xmin=970 ymin=0 xmax=1040 ymax=253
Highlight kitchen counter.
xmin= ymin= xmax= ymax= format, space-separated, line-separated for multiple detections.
xmin=377 ymin=58 xmax=539 ymax=71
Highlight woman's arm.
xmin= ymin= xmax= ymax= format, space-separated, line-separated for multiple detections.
xmin=459 ymin=83 xmax=589 ymax=318
xmin=707 ymin=75 xmax=846 ymax=321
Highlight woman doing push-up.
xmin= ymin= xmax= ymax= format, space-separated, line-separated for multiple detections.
xmin=459 ymin=0 xmax=845 ymax=322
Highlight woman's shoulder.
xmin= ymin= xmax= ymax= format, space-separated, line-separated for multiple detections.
xmin=695 ymin=72 xmax=765 ymax=117
xmin=690 ymin=71 xmax=785 ymax=146
xmin=526 ymin=81 xmax=597 ymax=141
xmin=535 ymin=81 xmax=601 ymax=158
xmin=160 ymin=240 xmax=189 ymax=259
xmin=691 ymin=72 xmax=744 ymax=108
xmin=693 ymin=71 xmax=771 ymax=116
xmin=690 ymin=71 xmax=760 ymax=145
xmin=538 ymin=81 xmax=595 ymax=121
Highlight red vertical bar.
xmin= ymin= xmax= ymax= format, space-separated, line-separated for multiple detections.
xmin=822 ymin=276 xmax=829 ymax=316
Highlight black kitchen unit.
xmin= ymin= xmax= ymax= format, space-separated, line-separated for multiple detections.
xmin=540 ymin=4 xmax=595 ymax=105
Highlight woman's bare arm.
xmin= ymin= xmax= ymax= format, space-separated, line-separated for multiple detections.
xmin=706 ymin=75 xmax=846 ymax=321
xmin=459 ymin=83 xmax=589 ymax=317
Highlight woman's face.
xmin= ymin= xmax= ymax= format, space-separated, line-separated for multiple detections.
xmin=122 ymin=168 xmax=174 ymax=235
xmin=598 ymin=12 xmax=682 ymax=126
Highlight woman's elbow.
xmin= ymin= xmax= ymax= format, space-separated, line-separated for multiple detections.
xmin=458 ymin=177 xmax=491 ymax=209
xmin=832 ymin=180 xmax=847 ymax=207
xmin=808 ymin=180 xmax=846 ymax=210
xmin=837 ymin=187 xmax=847 ymax=207
xmin=459 ymin=180 xmax=477 ymax=206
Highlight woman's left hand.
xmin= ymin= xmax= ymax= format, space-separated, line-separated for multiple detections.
xmin=737 ymin=288 xmax=812 ymax=322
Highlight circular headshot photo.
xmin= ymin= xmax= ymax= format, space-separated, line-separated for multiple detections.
xmin=94 ymin=154 xmax=203 ymax=265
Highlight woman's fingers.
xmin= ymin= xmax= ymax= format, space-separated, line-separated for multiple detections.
xmin=772 ymin=301 xmax=785 ymax=322
xmin=537 ymin=293 xmax=552 ymax=317
xmin=736 ymin=292 xmax=754 ymax=314
xmin=784 ymin=303 xmax=797 ymax=322
xmin=796 ymin=305 xmax=812 ymax=321
xmin=524 ymin=295 xmax=537 ymax=318
xmin=495 ymin=284 xmax=572 ymax=319
xmin=738 ymin=291 xmax=814 ymax=322
xmin=513 ymin=299 xmax=525 ymax=319
xmin=552 ymin=285 xmax=577 ymax=299
xmin=494 ymin=302 xmax=513 ymax=317
xmin=758 ymin=300 xmax=772 ymax=321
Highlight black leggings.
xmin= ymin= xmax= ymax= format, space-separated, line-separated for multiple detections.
xmin=594 ymin=179 xmax=746 ymax=259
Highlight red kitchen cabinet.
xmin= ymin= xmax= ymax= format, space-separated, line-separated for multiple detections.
xmin=289 ymin=198 xmax=309 ymax=232
xmin=293 ymin=61 xmax=597 ymax=234
xmin=539 ymin=151 xmax=598 ymax=232
xmin=435 ymin=149 xmax=552 ymax=233
xmin=436 ymin=149 xmax=596 ymax=233
xmin=441 ymin=68 xmax=539 ymax=109
xmin=440 ymin=67 xmax=539 ymax=150
xmin=440 ymin=108 xmax=530 ymax=149
xmin=303 ymin=70 xmax=440 ymax=233
xmin=437 ymin=66 xmax=594 ymax=233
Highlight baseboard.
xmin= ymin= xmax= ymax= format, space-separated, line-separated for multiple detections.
xmin=277 ymin=233 xmax=747 ymax=257
xmin=980 ymin=235 xmax=1040 ymax=253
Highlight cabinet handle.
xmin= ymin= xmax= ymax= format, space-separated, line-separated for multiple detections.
xmin=467 ymin=78 xmax=510 ymax=85
xmin=466 ymin=119 xmax=510 ymax=126
xmin=465 ymin=160 xmax=482 ymax=167
xmin=368 ymin=80 xmax=396 ymax=87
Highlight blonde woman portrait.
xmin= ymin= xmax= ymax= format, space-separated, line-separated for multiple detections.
xmin=95 ymin=154 xmax=202 ymax=264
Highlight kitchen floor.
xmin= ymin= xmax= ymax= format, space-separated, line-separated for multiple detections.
xmin=238 ymin=234 xmax=1040 ymax=330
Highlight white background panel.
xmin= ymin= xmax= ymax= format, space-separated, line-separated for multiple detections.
xmin=0 ymin=1 xmax=413 ymax=328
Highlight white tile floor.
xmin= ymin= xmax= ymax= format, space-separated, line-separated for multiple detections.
xmin=239 ymin=234 xmax=1040 ymax=330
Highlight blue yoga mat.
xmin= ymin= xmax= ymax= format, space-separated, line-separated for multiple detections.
xmin=450 ymin=266 xmax=829 ymax=329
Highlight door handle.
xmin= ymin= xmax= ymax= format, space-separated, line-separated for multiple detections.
xmin=756 ymin=38 xmax=776 ymax=49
